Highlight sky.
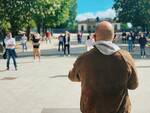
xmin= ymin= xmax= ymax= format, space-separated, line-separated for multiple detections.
xmin=77 ymin=0 xmax=116 ymax=21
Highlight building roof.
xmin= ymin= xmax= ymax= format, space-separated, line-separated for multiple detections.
xmin=77 ymin=18 xmax=113 ymax=24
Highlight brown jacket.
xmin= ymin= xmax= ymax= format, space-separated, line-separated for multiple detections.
xmin=68 ymin=48 xmax=138 ymax=113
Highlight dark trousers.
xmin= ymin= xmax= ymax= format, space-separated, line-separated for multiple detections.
xmin=64 ymin=44 xmax=70 ymax=55
xmin=58 ymin=42 xmax=64 ymax=51
xmin=78 ymin=37 xmax=82 ymax=44
xmin=140 ymin=46 xmax=146 ymax=56
xmin=7 ymin=49 xmax=17 ymax=68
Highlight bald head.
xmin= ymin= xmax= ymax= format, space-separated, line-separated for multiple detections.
xmin=95 ymin=21 xmax=114 ymax=41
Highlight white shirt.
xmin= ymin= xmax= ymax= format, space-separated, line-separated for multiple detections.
xmin=21 ymin=36 xmax=27 ymax=43
xmin=86 ymin=38 xmax=95 ymax=51
xmin=5 ymin=37 xmax=16 ymax=49
xmin=65 ymin=36 xmax=69 ymax=44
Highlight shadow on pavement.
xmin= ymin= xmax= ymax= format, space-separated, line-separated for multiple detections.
xmin=0 ymin=69 xmax=7 ymax=72
xmin=17 ymin=61 xmax=34 ymax=64
xmin=41 ymin=108 xmax=81 ymax=113
xmin=50 ymin=75 xmax=68 ymax=79
xmin=137 ymin=65 xmax=150 ymax=68
xmin=0 ymin=77 xmax=17 ymax=80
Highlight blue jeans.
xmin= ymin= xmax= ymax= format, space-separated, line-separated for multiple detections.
xmin=7 ymin=49 xmax=17 ymax=69
xmin=78 ymin=37 xmax=82 ymax=44
xmin=128 ymin=41 xmax=133 ymax=52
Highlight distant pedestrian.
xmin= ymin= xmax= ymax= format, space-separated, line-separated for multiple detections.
xmin=63 ymin=31 xmax=70 ymax=56
xmin=31 ymin=33 xmax=41 ymax=61
xmin=45 ymin=31 xmax=51 ymax=44
xmin=21 ymin=33 xmax=28 ymax=52
xmin=77 ymin=32 xmax=82 ymax=44
xmin=132 ymin=32 xmax=136 ymax=48
xmin=139 ymin=33 xmax=147 ymax=58
xmin=4 ymin=32 xmax=17 ymax=70
xmin=85 ymin=34 xmax=95 ymax=51
xmin=58 ymin=34 xmax=64 ymax=51
xmin=122 ymin=32 xmax=127 ymax=43
xmin=127 ymin=33 xmax=133 ymax=52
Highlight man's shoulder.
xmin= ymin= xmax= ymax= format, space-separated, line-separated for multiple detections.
xmin=118 ymin=49 xmax=131 ymax=56
xmin=117 ymin=49 xmax=134 ymax=65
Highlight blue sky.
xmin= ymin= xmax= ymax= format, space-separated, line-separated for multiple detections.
xmin=77 ymin=0 xmax=115 ymax=21
xmin=77 ymin=0 xmax=114 ymax=14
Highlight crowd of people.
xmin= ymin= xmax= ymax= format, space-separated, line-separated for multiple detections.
xmin=0 ymin=32 xmax=42 ymax=70
xmin=121 ymin=31 xmax=149 ymax=58
xmin=57 ymin=31 xmax=95 ymax=55
xmin=0 ymin=29 xmax=150 ymax=71
xmin=0 ymin=21 xmax=148 ymax=113
xmin=57 ymin=31 xmax=71 ymax=56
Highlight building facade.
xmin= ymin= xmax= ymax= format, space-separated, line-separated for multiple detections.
xmin=78 ymin=18 xmax=121 ymax=33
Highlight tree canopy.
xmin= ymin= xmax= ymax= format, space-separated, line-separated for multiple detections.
xmin=113 ymin=0 xmax=150 ymax=30
xmin=0 ymin=0 xmax=77 ymax=36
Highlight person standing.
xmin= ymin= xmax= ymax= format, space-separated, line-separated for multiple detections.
xmin=139 ymin=33 xmax=147 ymax=58
xmin=58 ymin=34 xmax=64 ymax=51
xmin=68 ymin=21 xmax=138 ymax=113
xmin=85 ymin=34 xmax=95 ymax=51
xmin=63 ymin=31 xmax=70 ymax=56
xmin=5 ymin=32 xmax=17 ymax=70
xmin=122 ymin=32 xmax=127 ymax=43
xmin=31 ymin=33 xmax=41 ymax=61
xmin=132 ymin=32 xmax=136 ymax=48
xmin=127 ymin=33 xmax=133 ymax=52
xmin=45 ymin=31 xmax=51 ymax=44
xmin=21 ymin=33 xmax=28 ymax=52
xmin=77 ymin=32 xmax=82 ymax=44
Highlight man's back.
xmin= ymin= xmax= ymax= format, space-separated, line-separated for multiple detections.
xmin=69 ymin=21 xmax=138 ymax=113
xmin=69 ymin=48 xmax=138 ymax=113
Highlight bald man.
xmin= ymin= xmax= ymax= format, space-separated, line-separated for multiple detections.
xmin=68 ymin=21 xmax=138 ymax=113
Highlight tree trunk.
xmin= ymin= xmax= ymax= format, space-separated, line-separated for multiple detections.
xmin=37 ymin=22 xmax=41 ymax=34
xmin=26 ymin=26 xmax=31 ymax=41
xmin=10 ymin=21 xmax=19 ymax=37
xmin=42 ymin=26 xmax=45 ymax=35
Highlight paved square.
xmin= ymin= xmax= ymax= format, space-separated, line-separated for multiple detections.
xmin=0 ymin=38 xmax=150 ymax=113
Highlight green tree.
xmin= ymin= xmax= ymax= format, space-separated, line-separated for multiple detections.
xmin=0 ymin=0 xmax=38 ymax=35
xmin=33 ymin=0 xmax=71 ymax=34
xmin=113 ymin=0 xmax=150 ymax=30
xmin=58 ymin=0 xmax=77 ymax=31
xmin=0 ymin=0 xmax=74 ymax=36
xmin=120 ymin=23 xmax=129 ymax=30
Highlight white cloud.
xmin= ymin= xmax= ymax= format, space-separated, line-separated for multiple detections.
xmin=76 ymin=8 xmax=116 ymax=21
